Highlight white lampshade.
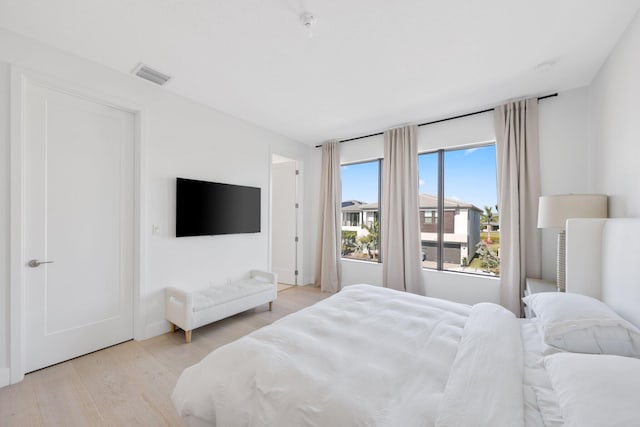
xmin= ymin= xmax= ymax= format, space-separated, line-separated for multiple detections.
xmin=537 ymin=194 xmax=608 ymax=229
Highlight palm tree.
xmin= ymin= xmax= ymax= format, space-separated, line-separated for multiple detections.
xmin=481 ymin=206 xmax=495 ymax=243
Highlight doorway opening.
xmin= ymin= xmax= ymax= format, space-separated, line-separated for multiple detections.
xmin=271 ymin=154 xmax=301 ymax=286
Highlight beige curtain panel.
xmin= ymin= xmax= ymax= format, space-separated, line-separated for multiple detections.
xmin=495 ymin=98 xmax=542 ymax=315
xmin=315 ymin=140 xmax=342 ymax=293
xmin=382 ymin=125 xmax=424 ymax=295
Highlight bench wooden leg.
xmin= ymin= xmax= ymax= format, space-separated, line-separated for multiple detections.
xmin=169 ymin=322 xmax=175 ymax=333
xmin=269 ymin=301 xmax=273 ymax=311
xmin=185 ymin=330 xmax=192 ymax=344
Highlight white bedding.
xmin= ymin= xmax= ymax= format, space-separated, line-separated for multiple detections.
xmin=521 ymin=319 xmax=562 ymax=427
xmin=544 ymin=353 xmax=640 ymax=427
xmin=172 ymin=285 xmax=529 ymax=427
xmin=436 ymin=303 xmax=524 ymax=427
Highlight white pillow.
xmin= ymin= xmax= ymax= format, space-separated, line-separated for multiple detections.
xmin=545 ymin=353 xmax=640 ymax=427
xmin=522 ymin=292 xmax=640 ymax=357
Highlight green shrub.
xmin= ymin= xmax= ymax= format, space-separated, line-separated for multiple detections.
xmin=341 ymin=231 xmax=358 ymax=255
xmin=475 ymin=240 xmax=500 ymax=274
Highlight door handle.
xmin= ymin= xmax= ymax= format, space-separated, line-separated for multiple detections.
xmin=27 ymin=259 xmax=54 ymax=268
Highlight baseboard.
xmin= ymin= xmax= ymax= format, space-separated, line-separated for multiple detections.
xmin=142 ymin=320 xmax=171 ymax=340
xmin=0 ymin=368 xmax=10 ymax=388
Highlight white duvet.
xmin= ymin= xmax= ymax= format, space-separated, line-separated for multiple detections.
xmin=172 ymin=284 xmax=525 ymax=427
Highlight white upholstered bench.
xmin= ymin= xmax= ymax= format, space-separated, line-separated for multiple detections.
xmin=165 ymin=270 xmax=277 ymax=343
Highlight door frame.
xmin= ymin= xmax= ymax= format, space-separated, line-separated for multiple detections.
xmin=269 ymin=153 xmax=303 ymax=286
xmin=9 ymin=66 xmax=147 ymax=384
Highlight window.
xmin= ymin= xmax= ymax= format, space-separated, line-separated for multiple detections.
xmin=418 ymin=152 xmax=439 ymax=267
xmin=423 ymin=210 xmax=437 ymax=225
xmin=341 ymin=160 xmax=381 ymax=262
xmin=343 ymin=212 xmax=360 ymax=227
xmin=419 ymin=144 xmax=499 ymax=276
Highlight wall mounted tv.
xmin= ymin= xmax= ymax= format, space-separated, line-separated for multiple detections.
xmin=176 ymin=177 xmax=261 ymax=237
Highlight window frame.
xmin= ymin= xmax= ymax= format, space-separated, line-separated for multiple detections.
xmin=339 ymin=141 xmax=497 ymax=277
xmin=340 ymin=158 xmax=383 ymax=264
xmin=419 ymin=142 xmax=498 ymax=276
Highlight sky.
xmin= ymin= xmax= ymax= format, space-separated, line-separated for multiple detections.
xmin=342 ymin=145 xmax=497 ymax=210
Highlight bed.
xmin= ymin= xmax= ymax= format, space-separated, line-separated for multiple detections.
xmin=172 ymin=218 xmax=640 ymax=427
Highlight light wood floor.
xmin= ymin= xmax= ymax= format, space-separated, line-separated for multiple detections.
xmin=277 ymin=283 xmax=295 ymax=292
xmin=0 ymin=285 xmax=327 ymax=426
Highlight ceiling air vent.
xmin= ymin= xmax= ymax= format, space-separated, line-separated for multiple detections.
xmin=132 ymin=63 xmax=172 ymax=86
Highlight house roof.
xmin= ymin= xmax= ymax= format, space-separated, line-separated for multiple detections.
xmin=342 ymin=200 xmax=363 ymax=209
xmin=418 ymin=194 xmax=481 ymax=210
xmin=342 ymin=203 xmax=365 ymax=212
xmin=341 ymin=194 xmax=481 ymax=212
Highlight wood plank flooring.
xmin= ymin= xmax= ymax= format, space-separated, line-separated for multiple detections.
xmin=0 ymin=285 xmax=328 ymax=426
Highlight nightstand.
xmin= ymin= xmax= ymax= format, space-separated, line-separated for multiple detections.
xmin=523 ymin=278 xmax=557 ymax=318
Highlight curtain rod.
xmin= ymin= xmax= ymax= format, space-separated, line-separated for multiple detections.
xmin=315 ymin=93 xmax=558 ymax=148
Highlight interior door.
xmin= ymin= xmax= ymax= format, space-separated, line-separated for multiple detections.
xmin=23 ymin=81 xmax=134 ymax=373
xmin=271 ymin=160 xmax=298 ymax=285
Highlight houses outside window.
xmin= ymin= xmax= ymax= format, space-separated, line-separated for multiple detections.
xmin=419 ymin=144 xmax=499 ymax=276
xmin=339 ymin=144 xmax=498 ymax=276
xmin=341 ymin=160 xmax=381 ymax=262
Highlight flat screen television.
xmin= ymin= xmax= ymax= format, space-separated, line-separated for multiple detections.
xmin=176 ymin=177 xmax=261 ymax=237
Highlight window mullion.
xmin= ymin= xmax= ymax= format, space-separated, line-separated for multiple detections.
xmin=377 ymin=158 xmax=383 ymax=264
xmin=437 ymin=149 xmax=444 ymax=271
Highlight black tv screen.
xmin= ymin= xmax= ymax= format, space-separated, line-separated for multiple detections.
xmin=176 ymin=178 xmax=261 ymax=237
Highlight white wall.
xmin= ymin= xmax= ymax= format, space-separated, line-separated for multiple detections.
xmin=341 ymin=259 xmax=500 ymax=306
xmin=0 ymin=28 xmax=317 ymax=380
xmin=588 ymin=11 xmax=640 ymax=217
xmin=538 ymin=87 xmax=591 ymax=281
xmin=340 ymin=111 xmax=496 ymax=163
xmin=0 ymin=61 xmax=10 ymax=378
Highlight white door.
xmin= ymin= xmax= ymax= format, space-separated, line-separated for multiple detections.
xmin=271 ymin=160 xmax=298 ymax=285
xmin=23 ymin=81 xmax=134 ymax=373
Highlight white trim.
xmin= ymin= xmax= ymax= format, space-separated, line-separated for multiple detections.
xmin=269 ymin=152 xmax=304 ymax=286
xmin=134 ymin=109 xmax=148 ymax=340
xmin=417 ymin=139 xmax=497 ymax=156
xmin=8 ymin=66 xmax=147 ymax=383
xmin=295 ymin=160 xmax=304 ymax=285
xmin=145 ymin=320 xmax=171 ymax=340
xmin=0 ymin=368 xmax=10 ymax=388
xmin=267 ymin=154 xmax=272 ymax=277
xmin=9 ymin=67 xmax=25 ymax=384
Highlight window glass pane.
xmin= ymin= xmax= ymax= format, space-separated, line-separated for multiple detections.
xmin=418 ymin=152 xmax=439 ymax=269
xmin=443 ymin=145 xmax=499 ymax=276
xmin=341 ymin=161 xmax=380 ymax=262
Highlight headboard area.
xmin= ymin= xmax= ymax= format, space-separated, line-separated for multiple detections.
xmin=566 ymin=218 xmax=640 ymax=329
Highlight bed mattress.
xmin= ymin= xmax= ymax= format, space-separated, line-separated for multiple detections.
xmin=172 ymin=284 xmax=551 ymax=426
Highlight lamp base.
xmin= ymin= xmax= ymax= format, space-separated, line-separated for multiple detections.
xmin=557 ymin=230 xmax=566 ymax=292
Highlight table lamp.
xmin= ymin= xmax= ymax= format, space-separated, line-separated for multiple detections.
xmin=537 ymin=194 xmax=607 ymax=291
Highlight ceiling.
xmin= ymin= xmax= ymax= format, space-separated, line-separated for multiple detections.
xmin=1 ymin=0 xmax=639 ymax=145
